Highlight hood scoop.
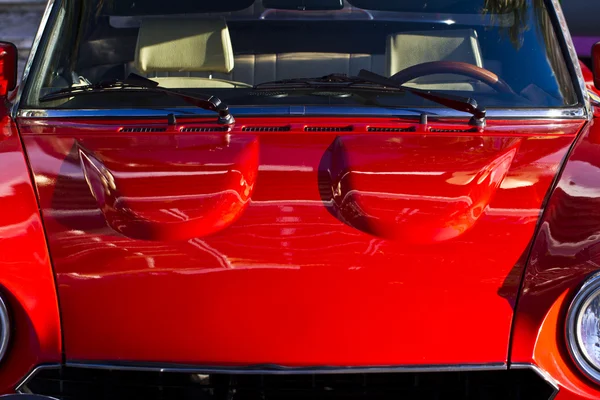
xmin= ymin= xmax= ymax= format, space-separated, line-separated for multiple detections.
xmin=78 ymin=135 xmax=259 ymax=241
xmin=328 ymin=135 xmax=521 ymax=243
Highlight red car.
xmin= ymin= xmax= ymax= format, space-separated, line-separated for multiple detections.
xmin=1 ymin=0 xmax=600 ymax=399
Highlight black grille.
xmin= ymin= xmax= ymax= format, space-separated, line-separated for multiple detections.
xmin=23 ymin=366 xmax=555 ymax=400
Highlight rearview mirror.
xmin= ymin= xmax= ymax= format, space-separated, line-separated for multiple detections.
xmin=0 ymin=42 xmax=17 ymax=98
xmin=263 ymin=0 xmax=343 ymax=10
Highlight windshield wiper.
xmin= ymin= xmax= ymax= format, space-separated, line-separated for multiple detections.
xmin=39 ymin=73 xmax=235 ymax=125
xmin=257 ymin=70 xmax=486 ymax=127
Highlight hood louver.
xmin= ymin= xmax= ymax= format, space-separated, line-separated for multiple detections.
xmin=429 ymin=128 xmax=477 ymax=133
xmin=304 ymin=126 xmax=353 ymax=132
xmin=367 ymin=127 xmax=416 ymax=132
xmin=180 ymin=127 xmax=229 ymax=132
xmin=242 ymin=126 xmax=291 ymax=132
xmin=119 ymin=127 xmax=167 ymax=133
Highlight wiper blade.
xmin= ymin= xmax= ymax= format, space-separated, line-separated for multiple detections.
xmin=356 ymin=69 xmax=486 ymax=128
xmin=256 ymin=71 xmax=486 ymax=127
xmin=39 ymin=73 xmax=235 ymax=125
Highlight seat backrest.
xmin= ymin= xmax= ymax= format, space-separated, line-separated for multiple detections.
xmin=386 ymin=29 xmax=483 ymax=90
xmin=215 ymin=53 xmax=385 ymax=84
xmin=135 ymin=17 xmax=234 ymax=74
xmin=386 ymin=29 xmax=483 ymax=76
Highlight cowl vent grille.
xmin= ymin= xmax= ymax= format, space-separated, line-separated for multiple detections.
xmin=181 ymin=127 xmax=229 ymax=132
xmin=120 ymin=127 xmax=167 ymax=133
xmin=242 ymin=126 xmax=291 ymax=132
xmin=367 ymin=127 xmax=416 ymax=132
xmin=304 ymin=126 xmax=353 ymax=132
xmin=429 ymin=128 xmax=477 ymax=133
xmin=22 ymin=366 xmax=556 ymax=400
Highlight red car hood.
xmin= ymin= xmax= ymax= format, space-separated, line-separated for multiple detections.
xmin=18 ymin=116 xmax=583 ymax=367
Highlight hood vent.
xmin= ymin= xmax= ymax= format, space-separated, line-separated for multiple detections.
xmin=120 ymin=127 xmax=167 ymax=133
xmin=430 ymin=128 xmax=477 ymax=133
xmin=180 ymin=127 xmax=229 ymax=132
xmin=368 ymin=127 xmax=416 ymax=132
xmin=304 ymin=126 xmax=353 ymax=132
xmin=242 ymin=126 xmax=291 ymax=132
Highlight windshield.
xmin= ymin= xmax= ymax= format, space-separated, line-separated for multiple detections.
xmin=21 ymin=0 xmax=579 ymax=111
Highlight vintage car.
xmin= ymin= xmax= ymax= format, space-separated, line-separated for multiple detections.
xmin=1 ymin=0 xmax=600 ymax=399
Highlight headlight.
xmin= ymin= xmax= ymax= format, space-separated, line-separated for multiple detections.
xmin=567 ymin=273 xmax=600 ymax=382
xmin=0 ymin=296 xmax=9 ymax=363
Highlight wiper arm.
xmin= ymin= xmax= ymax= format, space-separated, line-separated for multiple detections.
xmin=356 ymin=69 xmax=486 ymax=128
xmin=39 ymin=73 xmax=235 ymax=125
xmin=256 ymin=71 xmax=486 ymax=127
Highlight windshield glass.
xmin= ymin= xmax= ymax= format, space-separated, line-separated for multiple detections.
xmin=22 ymin=0 xmax=579 ymax=111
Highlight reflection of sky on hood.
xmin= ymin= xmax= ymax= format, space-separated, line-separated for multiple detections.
xmin=559 ymin=161 xmax=600 ymax=198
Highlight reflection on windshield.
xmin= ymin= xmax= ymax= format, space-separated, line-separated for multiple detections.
xmin=23 ymin=0 xmax=579 ymax=110
xmin=483 ymin=0 xmax=574 ymax=103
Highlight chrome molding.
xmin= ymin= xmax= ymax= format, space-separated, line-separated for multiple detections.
xmin=14 ymin=365 xmax=61 ymax=393
xmin=0 ymin=297 xmax=9 ymax=365
xmin=565 ymin=272 xmax=600 ymax=384
xmin=547 ymin=0 xmax=592 ymax=120
xmin=11 ymin=0 xmax=57 ymax=119
xmin=510 ymin=363 xmax=560 ymax=393
xmin=16 ymin=106 xmax=588 ymax=120
xmin=62 ymin=361 xmax=507 ymax=375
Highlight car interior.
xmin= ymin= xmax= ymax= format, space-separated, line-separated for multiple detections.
xmin=35 ymin=0 xmax=575 ymax=108
xmin=72 ymin=2 xmax=501 ymax=92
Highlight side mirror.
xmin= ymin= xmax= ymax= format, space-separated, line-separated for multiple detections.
xmin=0 ymin=42 xmax=17 ymax=98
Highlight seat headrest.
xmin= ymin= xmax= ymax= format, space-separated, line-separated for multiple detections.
xmin=386 ymin=29 xmax=483 ymax=77
xmin=135 ymin=18 xmax=234 ymax=74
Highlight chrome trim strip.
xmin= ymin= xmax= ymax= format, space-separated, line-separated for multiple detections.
xmin=14 ymin=364 xmax=61 ymax=393
xmin=0 ymin=297 xmax=10 ymax=365
xmin=63 ymin=361 xmax=507 ymax=375
xmin=16 ymin=106 xmax=588 ymax=120
xmin=548 ymin=0 xmax=592 ymax=120
xmin=11 ymin=0 xmax=57 ymax=119
xmin=510 ymin=363 xmax=560 ymax=392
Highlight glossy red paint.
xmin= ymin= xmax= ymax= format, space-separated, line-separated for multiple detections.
xmin=511 ymin=119 xmax=600 ymax=399
xmin=18 ymin=116 xmax=582 ymax=367
xmin=0 ymin=107 xmax=61 ymax=394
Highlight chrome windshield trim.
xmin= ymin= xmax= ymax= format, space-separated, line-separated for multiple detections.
xmin=16 ymin=106 xmax=588 ymax=120
xmin=14 ymin=364 xmax=61 ymax=393
xmin=63 ymin=361 xmax=506 ymax=374
xmin=547 ymin=0 xmax=592 ymax=120
xmin=11 ymin=0 xmax=57 ymax=119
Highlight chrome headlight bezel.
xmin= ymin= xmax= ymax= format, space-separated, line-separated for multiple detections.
xmin=566 ymin=272 xmax=600 ymax=383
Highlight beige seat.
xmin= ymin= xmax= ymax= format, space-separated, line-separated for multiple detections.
xmin=132 ymin=17 xmax=386 ymax=87
xmin=386 ymin=29 xmax=484 ymax=91
xmin=211 ymin=53 xmax=385 ymax=84
xmin=134 ymin=17 xmax=250 ymax=88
